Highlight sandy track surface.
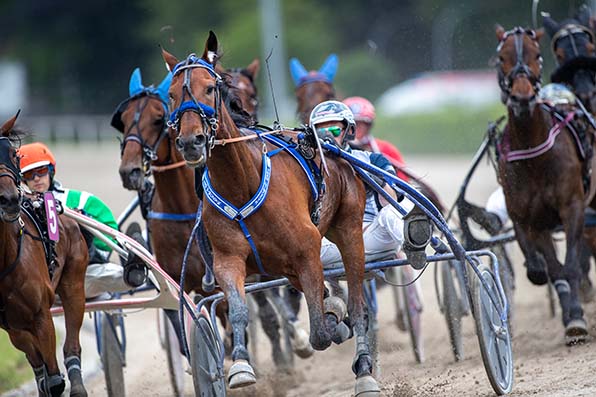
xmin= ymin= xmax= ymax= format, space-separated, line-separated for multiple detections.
xmin=6 ymin=143 xmax=596 ymax=396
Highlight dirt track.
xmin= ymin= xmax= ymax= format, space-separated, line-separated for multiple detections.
xmin=11 ymin=143 xmax=596 ymax=396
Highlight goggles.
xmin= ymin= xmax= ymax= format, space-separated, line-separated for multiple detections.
xmin=22 ymin=165 xmax=50 ymax=181
xmin=317 ymin=126 xmax=343 ymax=137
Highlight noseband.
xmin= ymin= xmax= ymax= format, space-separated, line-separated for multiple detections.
xmin=168 ymin=55 xmax=223 ymax=154
xmin=496 ymin=27 xmax=542 ymax=97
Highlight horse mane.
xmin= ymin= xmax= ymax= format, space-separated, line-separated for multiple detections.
xmin=4 ymin=127 xmax=30 ymax=147
xmin=219 ymin=72 xmax=254 ymax=128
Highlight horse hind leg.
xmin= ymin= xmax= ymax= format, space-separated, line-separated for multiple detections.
xmin=252 ymin=290 xmax=287 ymax=369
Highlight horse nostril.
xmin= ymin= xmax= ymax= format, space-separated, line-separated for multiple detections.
xmin=0 ymin=195 xmax=8 ymax=206
xmin=175 ymin=137 xmax=184 ymax=151
xmin=194 ymin=134 xmax=207 ymax=147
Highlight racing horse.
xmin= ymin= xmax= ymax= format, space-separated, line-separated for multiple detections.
xmin=164 ymin=32 xmax=379 ymax=395
xmin=114 ymin=68 xmax=310 ymax=369
xmin=221 ymin=59 xmax=260 ymax=124
xmin=0 ymin=113 xmax=89 ymax=396
xmin=494 ymin=25 xmax=596 ymax=344
xmin=543 ymin=5 xmax=596 ymax=112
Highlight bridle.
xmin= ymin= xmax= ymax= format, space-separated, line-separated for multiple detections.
xmin=117 ymin=93 xmax=172 ymax=174
xmin=227 ymin=68 xmax=259 ymax=119
xmin=0 ymin=137 xmax=22 ymax=203
xmin=168 ymin=55 xmax=223 ymax=156
xmin=551 ymin=24 xmax=596 ymax=63
xmin=496 ymin=27 xmax=543 ymax=97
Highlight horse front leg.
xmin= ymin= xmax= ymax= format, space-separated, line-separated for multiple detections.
xmin=213 ymin=255 xmax=256 ymax=389
xmin=514 ymin=223 xmax=549 ymax=285
xmin=559 ymin=202 xmax=589 ymax=343
xmin=336 ymin=230 xmax=380 ymax=396
xmin=56 ymin=266 xmax=88 ymax=396
xmin=31 ymin=310 xmax=66 ymax=397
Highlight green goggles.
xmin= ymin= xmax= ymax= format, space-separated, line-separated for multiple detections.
xmin=317 ymin=126 xmax=343 ymax=137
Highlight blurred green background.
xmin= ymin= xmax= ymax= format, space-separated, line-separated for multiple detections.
xmin=0 ymin=0 xmax=582 ymax=154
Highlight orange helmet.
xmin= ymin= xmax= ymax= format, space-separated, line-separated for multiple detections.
xmin=18 ymin=142 xmax=57 ymax=174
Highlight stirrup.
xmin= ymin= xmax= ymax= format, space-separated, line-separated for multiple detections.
xmin=402 ymin=206 xmax=432 ymax=270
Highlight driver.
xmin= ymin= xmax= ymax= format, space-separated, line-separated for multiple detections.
xmin=18 ymin=142 xmax=139 ymax=298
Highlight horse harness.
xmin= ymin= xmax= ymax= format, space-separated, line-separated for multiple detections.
xmin=169 ymin=55 xmax=325 ymax=275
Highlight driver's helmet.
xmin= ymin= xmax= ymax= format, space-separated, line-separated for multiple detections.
xmin=539 ymin=83 xmax=577 ymax=106
xmin=18 ymin=142 xmax=57 ymax=180
xmin=309 ymin=100 xmax=356 ymax=143
xmin=343 ymin=96 xmax=376 ymax=123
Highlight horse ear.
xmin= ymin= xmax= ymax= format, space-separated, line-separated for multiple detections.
xmin=289 ymin=58 xmax=308 ymax=86
xmin=129 ymin=68 xmax=144 ymax=96
xmin=0 ymin=110 xmax=20 ymax=137
xmin=495 ymin=24 xmax=506 ymax=42
xmin=157 ymin=72 xmax=172 ymax=103
xmin=246 ymin=59 xmax=260 ymax=79
xmin=319 ymin=54 xmax=338 ymax=82
xmin=534 ymin=28 xmax=545 ymax=42
xmin=202 ymin=30 xmax=219 ymax=64
xmin=161 ymin=47 xmax=179 ymax=73
xmin=542 ymin=13 xmax=560 ymax=38
xmin=576 ymin=4 xmax=592 ymax=27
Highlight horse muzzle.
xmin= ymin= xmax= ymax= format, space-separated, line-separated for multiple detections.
xmin=119 ymin=167 xmax=144 ymax=191
xmin=508 ymin=93 xmax=537 ymax=117
xmin=175 ymin=134 xmax=208 ymax=168
xmin=0 ymin=193 xmax=20 ymax=222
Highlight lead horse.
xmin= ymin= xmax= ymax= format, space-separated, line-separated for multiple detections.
xmin=0 ymin=114 xmax=89 ymax=396
xmin=163 ymin=32 xmax=379 ymax=395
xmin=494 ymin=25 xmax=596 ymax=344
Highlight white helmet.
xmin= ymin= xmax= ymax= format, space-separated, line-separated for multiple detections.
xmin=309 ymin=100 xmax=356 ymax=143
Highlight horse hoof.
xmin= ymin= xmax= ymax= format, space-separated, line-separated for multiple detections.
xmin=324 ymin=296 xmax=347 ymax=321
xmin=526 ymin=267 xmax=548 ymax=286
xmin=291 ymin=327 xmax=314 ymax=359
xmin=355 ymin=375 xmax=381 ymax=397
xmin=69 ymin=384 xmax=88 ymax=397
xmin=331 ymin=321 xmax=352 ymax=345
xmin=565 ymin=318 xmax=589 ymax=345
xmin=228 ymin=360 xmax=256 ymax=389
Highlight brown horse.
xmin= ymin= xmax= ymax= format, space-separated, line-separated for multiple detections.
xmin=164 ymin=32 xmax=379 ymax=395
xmin=289 ymin=54 xmax=338 ymax=124
xmin=113 ymin=68 xmax=308 ymax=368
xmin=494 ymin=25 xmax=596 ymax=344
xmin=0 ymin=114 xmax=89 ymax=396
xmin=222 ymin=59 xmax=260 ymax=123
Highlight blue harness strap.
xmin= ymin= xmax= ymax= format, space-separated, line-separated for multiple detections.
xmin=202 ymin=154 xmax=272 ymax=275
xmin=261 ymin=134 xmax=320 ymax=201
xmin=147 ymin=211 xmax=197 ymax=221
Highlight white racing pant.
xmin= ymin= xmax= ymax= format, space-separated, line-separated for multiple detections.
xmin=84 ymin=262 xmax=131 ymax=298
xmin=485 ymin=187 xmax=510 ymax=226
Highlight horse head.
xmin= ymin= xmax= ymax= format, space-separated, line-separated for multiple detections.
xmin=164 ymin=31 xmax=251 ymax=167
xmin=0 ymin=112 xmax=22 ymax=222
xmin=223 ymin=59 xmax=260 ymax=123
xmin=112 ymin=68 xmax=172 ymax=190
xmin=543 ymin=6 xmax=596 ymax=112
xmin=290 ymin=54 xmax=338 ymax=124
xmin=495 ymin=25 xmax=544 ymax=117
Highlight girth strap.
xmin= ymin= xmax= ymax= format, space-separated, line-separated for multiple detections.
xmin=147 ymin=211 xmax=197 ymax=221
xmin=202 ymin=154 xmax=272 ymax=275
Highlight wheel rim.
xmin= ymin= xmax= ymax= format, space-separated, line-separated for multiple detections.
xmin=478 ymin=267 xmax=513 ymax=394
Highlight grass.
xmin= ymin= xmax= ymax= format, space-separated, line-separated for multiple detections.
xmin=0 ymin=332 xmax=32 ymax=393
xmin=372 ymin=102 xmax=506 ymax=154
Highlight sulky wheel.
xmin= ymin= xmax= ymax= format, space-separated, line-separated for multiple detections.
xmin=161 ymin=310 xmax=186 ymax=396
xmin=191 ymin=313 xmax=226 ymax=397
xmin=471 ymin=262 xmax=514 ymax=395
xmin=441 ymin=260 xmax=464 ymax=362
xmin=100 ymin=312 xmax=126 ymax=397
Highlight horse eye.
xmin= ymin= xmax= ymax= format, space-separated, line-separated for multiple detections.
xmin=206 ymin=86 xmax=215 ymax=95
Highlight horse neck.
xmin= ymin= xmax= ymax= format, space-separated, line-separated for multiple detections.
xmin=0 ymin=220 xmax=18 ymax=274
xmin=507 ymin=105 xmax=551 ymax=150
xmin=206 ymin=110 xmax=260 ymax=203
xmin=152 ymin=137 xmax=199 ymax=213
